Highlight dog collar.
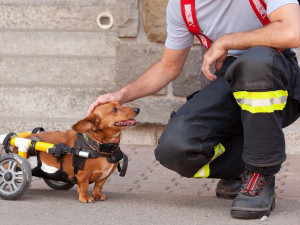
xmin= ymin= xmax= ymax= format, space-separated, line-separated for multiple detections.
xmin=79 ymin=133 xmax=119 ymax=155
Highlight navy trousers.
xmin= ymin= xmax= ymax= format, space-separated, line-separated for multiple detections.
xmin=155 ymin=47 xmax=300 ymax=178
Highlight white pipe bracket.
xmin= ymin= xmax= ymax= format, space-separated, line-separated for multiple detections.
xmin=97 ymin=12 xmax=114 ymax=30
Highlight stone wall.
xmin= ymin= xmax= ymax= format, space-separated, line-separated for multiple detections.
xmin=0 ymin=0 xmax=299 ymax=154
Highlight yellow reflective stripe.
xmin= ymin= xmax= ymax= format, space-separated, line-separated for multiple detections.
xmin=212 ymin=142 xmax=225 ymax=161
xmin=233 ymin=90 xmax=288 ymax=100
xmin=193 ymin=143 xmax=225 ymax=179
xmin=233 ymin=90 xmax=288 ymax=113
xmin=193 ymin=164 xmax=210 ymax=178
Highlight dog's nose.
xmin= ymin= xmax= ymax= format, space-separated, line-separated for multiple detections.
xmin=134 ymin=108 xmax=140 ymax=115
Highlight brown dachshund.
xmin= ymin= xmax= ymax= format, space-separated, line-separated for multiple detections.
xmin=21 ymin=102 xmax=139 ymax=203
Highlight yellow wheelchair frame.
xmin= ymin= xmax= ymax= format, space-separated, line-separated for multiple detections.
xmin=0 ymin=131 xmax=76 ymax=200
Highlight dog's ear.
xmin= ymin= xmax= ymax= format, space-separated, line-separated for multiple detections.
xmin=72 ymin=114 xmax=101 ymax=133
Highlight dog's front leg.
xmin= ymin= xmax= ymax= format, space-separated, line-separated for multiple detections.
xmin=76 ymin=171 xmax=93 ymax=203
xmin=92 ymin=178 xmax=108 ymax=201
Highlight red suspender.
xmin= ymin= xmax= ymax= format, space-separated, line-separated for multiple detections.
xmin=181 ymin=0 xmax=211 ymax=50
xmin=249 ymin=0 xmax=270 ymax=25
xmin=180 ymin=0 xmax=270 ymax=50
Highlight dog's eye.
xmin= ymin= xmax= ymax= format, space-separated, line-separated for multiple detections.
xmin=112 ymin=107 xmax=118 ymax=113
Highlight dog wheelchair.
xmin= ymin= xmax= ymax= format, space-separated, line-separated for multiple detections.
xmin=0 ymin=128 xmax=127 ymax=200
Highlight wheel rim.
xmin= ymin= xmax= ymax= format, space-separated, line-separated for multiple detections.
xmin=0 ymin=159 xmax=24 ymax=195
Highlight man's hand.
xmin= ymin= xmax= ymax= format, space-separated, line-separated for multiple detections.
xmin=201 ymin=38 xmax=228 ymax=81
xmin=201 ymin=3 xmax=300 ymax=81
xmin=87 ymin=92 xmax=122 ymax=116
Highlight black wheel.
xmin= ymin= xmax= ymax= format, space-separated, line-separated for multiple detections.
xmin=0 ymin=154 xmax=32 ymax=200
xmin=43 ymin=179 xmax=75 ymax=190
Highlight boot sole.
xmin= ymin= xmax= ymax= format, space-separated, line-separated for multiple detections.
xmin=216 ymin=191 xmax=238 ymax=200
xmin=231 ymin=195 xmax=276 ymax=219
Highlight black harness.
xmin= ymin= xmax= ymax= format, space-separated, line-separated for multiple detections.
xmin=3 ymin=129 xmax=128 ymax=183
xmin=70 ymin=133 xmax=127 ymax=182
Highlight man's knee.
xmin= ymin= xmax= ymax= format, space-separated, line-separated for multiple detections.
xmin=225 ymin=46 xmax=279 ymax=91
xmin=154 ymin=115 xmax=211 ymax=177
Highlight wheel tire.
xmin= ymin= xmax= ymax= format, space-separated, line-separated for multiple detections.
xmin=0 ymin=154 xmax=32 ymax=200
xmin=43 ymin=179 xmax=75 ymax=190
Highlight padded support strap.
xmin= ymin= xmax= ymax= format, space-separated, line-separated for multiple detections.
xmin=36 ymin=151 xmax=42 ymax=167
xmin=48 ymin=143 xmax=73 ymax=162
xmin=73 ymin=155 xmax=87 ymax=175
xmin=31 ymin=127 xmax=45 ymax=134
xmin=3 ymin=132 xmax=16 ymax=154
xmin=119 ymin=153 xmax=128 ymax=177
xmin=28 ymin=139 xmax=37 ymax=156
xmin=28 ymin=136 xmax=41 ymax=156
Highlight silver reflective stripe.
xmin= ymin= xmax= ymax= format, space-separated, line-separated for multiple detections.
xmin=235 ymin=95 xmax=287 ymax=107
xmin=215 ymin=144 xmax=224 ymax=156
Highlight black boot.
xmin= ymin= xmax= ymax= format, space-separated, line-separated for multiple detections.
xmin=215 ymin=179 xmax=242 ymax=199
xmin=231 ymin=170 xmax=276 ymax=219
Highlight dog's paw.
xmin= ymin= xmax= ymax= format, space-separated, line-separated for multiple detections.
xmin=93 ymin=193 xmax=107 ymax=201
xmin=79 ymin=196 xmax=94 ymax=203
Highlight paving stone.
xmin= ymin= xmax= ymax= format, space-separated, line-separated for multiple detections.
xmin=0 ymin=31 xmax=117 ymax=57
xmin=0 ymin=57 xmax=115 ymax=88
xmin=283 ymin=119 xmax=300 ymax=155
xmin=102 ymin=145 xmax=300 ymax=200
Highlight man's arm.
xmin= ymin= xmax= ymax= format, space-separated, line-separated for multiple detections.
xmin=202 ymin=4 xmax=300 ymax=81
xmin=87 ymin=46 xmax=191 ymax=115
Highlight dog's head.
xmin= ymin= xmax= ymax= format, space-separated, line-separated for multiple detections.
xmin=72 ymin=102 xmax=139 ymax=136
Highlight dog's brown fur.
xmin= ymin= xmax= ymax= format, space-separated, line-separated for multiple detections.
xmin=14 ymin=102 xmax=138 ymax=203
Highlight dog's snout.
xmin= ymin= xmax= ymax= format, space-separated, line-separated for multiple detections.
xmin=134 ymin=108 xmax=140 ymax=115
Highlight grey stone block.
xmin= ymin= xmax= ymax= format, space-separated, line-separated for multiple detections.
xmin=116 ymin=43 xmax=167 ymax=95
xmin=0 ymin=1 xmax=138 ymax=37
xmin=0 ymin=120 xmax=75 ymax=135
xmin=142 ymin=0 xmax=168 ymax=43
xmin=0 ymin=31 xmax=117 ymax=56
xmin=0 ymin=5 xmax=100 ymax=31
xmin=121 ymin=124 xmax=164 ymax=146
xmin=173 ymin=46 xmax=206 ymax=97
xmin=126 ymin=97 xmax=185 ymax=125
xmin=0 ymin=87 xmax=108 ymax=119
xmin=0 ymin=121 xmax=162 ymax=147
xmin=0 ymin=0 xmax=102 ymax=5
xmin=0 ymin=57 xmax=116 ymax=88
xmin=114 ymin=0 xmax=139 ymax=37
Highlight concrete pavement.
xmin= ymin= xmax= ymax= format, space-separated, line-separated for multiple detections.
xmin=0 ymin=145 xmax=299 ymax=225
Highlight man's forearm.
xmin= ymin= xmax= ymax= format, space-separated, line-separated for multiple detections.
xmin=118 ymin=61 xmax=175 ymax=104
xmin=117 ymin=47 xmax=191 ymax=104
xmin=220 ymin=23 xmax=299 ymax=51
